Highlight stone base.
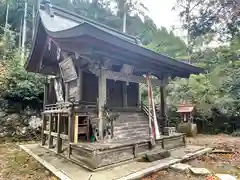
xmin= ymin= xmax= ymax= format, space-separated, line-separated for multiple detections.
xmin=68 ymin=133 xmax=185 ymax=171
xmin=163 ymin=127 xmax=176 ymax=136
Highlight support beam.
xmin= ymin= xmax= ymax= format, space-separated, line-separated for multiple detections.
xmin=56 ymin=113 xmax=62 ymax=153
xmin=48 ymin=114 xmax=53 ymax=148
xmin=74 ymin=115 xmax=79 ymax=143
xmin=41 ymin=114 xmax=47 ymax=146
xmin=98 ymin=68 xmax=106 ymax=140
xmin=89 ymin=68 xmax=165 ymax=87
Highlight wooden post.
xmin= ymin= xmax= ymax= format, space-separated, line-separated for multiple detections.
xmin=43 ymin=80 xmax=49 ymax=109
xmin=48 ymin=114 xmax=53 ymax=148
xmin=138 ymin=84 xmax=141 ymax=108
xmin=68 ymin=112 xmax=73 ymax=142
xmin=54 ymin=114 xmax=58 ymax=132
xmin=98 ymin=67 xmax=106 ymax=140
xmin=64 ymin=116 xmax=68 ymax=134
xmin=65 ymin=83 xmax=69 ymax=102
xmin=122 ymin=82 xmax=128 ymax=107
xmin=74 ymin=115 xmax=79 ymax=143
xmin=77 ymin=68 xmax=82 ymax=102
xmin=160 ymin=77 xmax=168 ymax=133
xmin=41 ymin=114 xmax=47 ymax=146
xmin=57 ymin=113 xmax=62 ymax=153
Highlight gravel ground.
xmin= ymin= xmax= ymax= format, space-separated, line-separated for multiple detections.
xmin=0 ymin=143 xmax=57 ymax=180
xmin=142 ymin=134 xmax=240 ymax=180
xmin=1 ymin=134 xmax=240 ymax=180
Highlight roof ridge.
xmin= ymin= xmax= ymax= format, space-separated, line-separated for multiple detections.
xmin=50 ymin=5 xmax=138 ymax=43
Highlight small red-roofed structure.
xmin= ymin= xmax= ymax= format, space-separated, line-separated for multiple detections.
xmin=177 ymin=104 xmax=195 ymax=123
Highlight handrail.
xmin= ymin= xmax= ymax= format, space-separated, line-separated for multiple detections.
xmin=141 ymin=103 xmax=154 ymax=121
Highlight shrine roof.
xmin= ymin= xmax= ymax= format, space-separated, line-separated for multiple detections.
xmin=25 ymin=2 xmax=204 ymax=78
xmin=177 ymin=106 xmax=195 ymax=113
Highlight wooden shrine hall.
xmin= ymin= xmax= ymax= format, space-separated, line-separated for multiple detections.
xmin=25 ymin=1 xmax=204 ymax=171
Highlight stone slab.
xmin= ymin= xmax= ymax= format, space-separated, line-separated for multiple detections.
xmin=190 ymin=167 xmax=211 ymax=175
xmin=215 ymin=174 xmax=237 ymax=180
xmin=19 ymin=144 xmax=212 ymax=180
xmin=170 ymin=163 xmax=191 ymax=172
xmin=145 ymin=150 xmax=170 ymax=162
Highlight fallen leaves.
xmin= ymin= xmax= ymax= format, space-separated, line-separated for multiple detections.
xmin=141 ymin=170 xmax=168 ymax=180
xmin=206 ymin=175 xmax=221 ymax=180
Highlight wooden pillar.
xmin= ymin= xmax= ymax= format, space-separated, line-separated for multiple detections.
xmin=65 ymin=83 xmax=69 ymax=102
xmin=98 ymin=68 xmax=106 ymax=140
xmin=43 ymin=81 xmax=49 ymax=109
xmin=122 ymin=82 xmax=128 ymax=107
xmin=48 ymin=114 xmax=53 ymax=148
xmin=54 ymin=114 xmax=58 ymax=132
xmin=74 ymin=115 xmax=79 ymax=143
xmin=64 ymin=116 xmax=68 ymax=134
xmin=57 ymin=113 xmax=62 ymax=153
xmin=68 ymin=112 xmax=73 ymax=142
xmin=160 ymin=77 xmax=168 ymax=132
xmin=77 ymin=68 xmax=82 ymax=102
xmin=138 ymin=84 xmax=141 ymax=108
xmin=41 ymin=114 xmax=47 ymax=146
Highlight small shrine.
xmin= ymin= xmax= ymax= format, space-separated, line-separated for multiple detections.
xmin=177 ymin=104 xmax=198 ymax=137
xmin=25 ymin=1 xmax=204 ymax=171
xmin=177 ymin=104 xmax=195 ymax=123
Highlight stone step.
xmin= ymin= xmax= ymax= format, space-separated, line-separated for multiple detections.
xmin=115 ymin=119 xmax=148 ymax=124
xmin=114 ymin=132 xmax=149 ymax=140
xmin=114 ymin=132 xmax=149 ymax=139
xmin=114 ymin=121 xmax=148 ymax=127
xmin=112 ymin=135 xmax=149 ymax=142
xmin=114 ymin=127 xmax=149 ymax=135
xmin=114 ymin=124 xmax=148 ymax=131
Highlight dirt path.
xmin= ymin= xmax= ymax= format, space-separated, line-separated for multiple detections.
xmin=1 ymin=135 xmax=239 ymax=180
xmin=0 ymin=143 xmax=56 ymax=180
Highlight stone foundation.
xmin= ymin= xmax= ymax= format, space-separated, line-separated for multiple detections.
xmin=68 ymin=133 xmax=186 ymax=171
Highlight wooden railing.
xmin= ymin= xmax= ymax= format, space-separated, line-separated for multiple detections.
xmin=141 ymin=103 xmax=154 ymax=122
xmin=44 ymin=102 xmax=72 ymax=114
xmin=141 ymin=103 xmax=162 ymax=132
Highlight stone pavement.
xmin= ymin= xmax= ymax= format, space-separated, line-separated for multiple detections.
xmin=19 ymin=144 xmax=212 ymax=180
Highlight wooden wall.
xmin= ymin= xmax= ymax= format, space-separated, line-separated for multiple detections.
xmin=81 ymin=72 xmax=139 ymax=107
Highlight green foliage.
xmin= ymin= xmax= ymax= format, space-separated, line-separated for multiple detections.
xmin=166 ymin=36 xmax=240 ymax=133
xmin=0 ymin=29 xmax=44 ymax=110
xmin=3 ymin=55 xmax=44 ymax=106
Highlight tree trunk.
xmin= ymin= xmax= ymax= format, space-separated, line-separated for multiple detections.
xmin=32 ymin=3 xmax=36 ymax=41
xmin=21 ymin=1 xmax=28 ymax=65
xmin=4 ymin=4 xmax=9 ymax=38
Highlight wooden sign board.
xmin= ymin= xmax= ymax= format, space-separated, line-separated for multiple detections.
xmin=54 ymin=79 xmax=64 ymax=102
xmin=59 ymin=57 xmax=78 ymax=83
xmin=68 ymin=80 xmax=78 ymax=100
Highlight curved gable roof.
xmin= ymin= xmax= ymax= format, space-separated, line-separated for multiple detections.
xmin=25 ymin=2 xmax=204 ymax=78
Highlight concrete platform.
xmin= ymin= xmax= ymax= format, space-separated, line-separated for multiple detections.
xmin=19 ymin=144 xmax=212 ymax=180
